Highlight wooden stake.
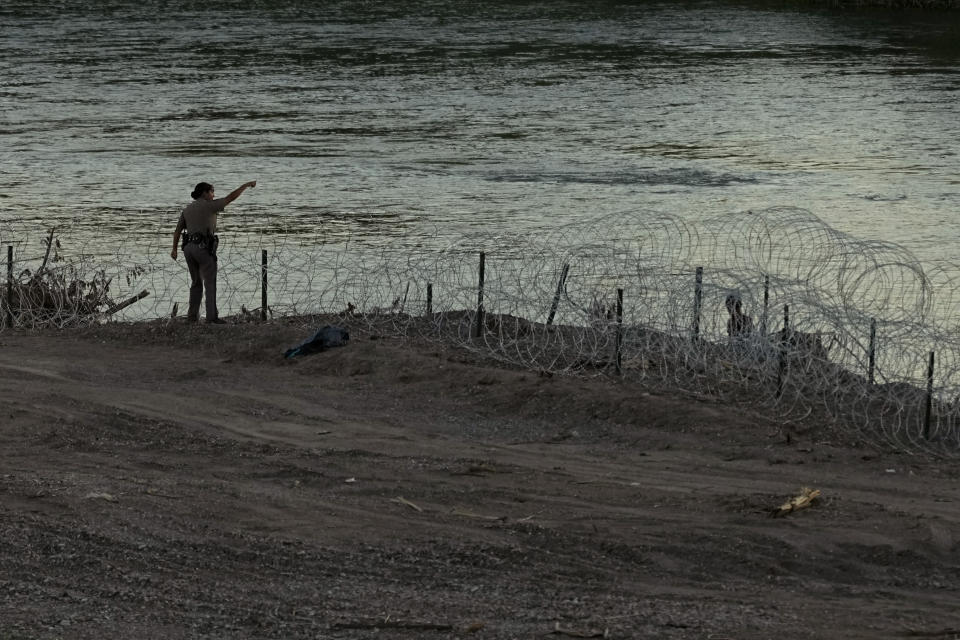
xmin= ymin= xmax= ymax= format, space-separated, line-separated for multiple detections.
xmin=400 ymin=281 xmax=410 ymax=314
xmin=546 ymin=263 xmax=569 ymax=326
xmin=38 ymin=228 xmax=55 ymax=276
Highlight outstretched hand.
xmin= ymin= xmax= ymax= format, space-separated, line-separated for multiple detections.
xmin=171 ymin=248 xmax=178 ymax=260
xmin=223 ymin=180 xmax=258 ymax=206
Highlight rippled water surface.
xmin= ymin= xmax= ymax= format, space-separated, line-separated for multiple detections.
xmin=2 ymin=1 xmax=960 ymax=257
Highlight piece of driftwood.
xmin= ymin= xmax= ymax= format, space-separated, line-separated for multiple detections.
xmin=390 ymin=496 xmax=423 ymax=512
xmin=105 ymin=289 xmax=149 ymax=315
xmin=83 ymin=492 xmax=118 ymax=503
xmin=774 ymin=487 xmax=821 ymax=517
xmin=37 ymin=228 xmax=55 ymax=275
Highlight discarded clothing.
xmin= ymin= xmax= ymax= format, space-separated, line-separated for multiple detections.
xmin=284 ymin=325 xmax=350 ymax=358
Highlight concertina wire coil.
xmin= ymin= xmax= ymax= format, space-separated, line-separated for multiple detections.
xmin=3 ymin=206 xmax=960 ymax=456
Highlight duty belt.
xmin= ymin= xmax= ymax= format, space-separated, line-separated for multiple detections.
xmin=184 ymin=232 xmax=216 ymax=245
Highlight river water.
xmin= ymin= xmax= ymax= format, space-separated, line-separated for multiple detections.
xmin=2 ymin=1 xmax=960 ymax=259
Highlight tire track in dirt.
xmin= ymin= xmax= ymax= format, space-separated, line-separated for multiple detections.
xmin=4 ymin=328 xmax=960 ymax=638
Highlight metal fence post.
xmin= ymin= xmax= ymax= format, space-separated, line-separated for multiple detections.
xmin=261 ymin=249 xmax=268 ymax=321
xmin=692 ymin=266 xmax=703 ymax=340
xmin=761 ymin=274 xmax=770 ymax=335
xmin=474 ymin=252 xmax=485 ymax=338
xmin=5 ymin=245 xmax=12 ymax=329
xmin=615 ymin=288 xmax=624 ymax=375
xmin=776 ymin=304 xmax=789 ymax=399
xmin=925 ymin=351 xmax=935 ymax=440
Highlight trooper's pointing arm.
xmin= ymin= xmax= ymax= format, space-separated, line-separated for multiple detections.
xmin=223 ymin=180 xmax=257 ymax=206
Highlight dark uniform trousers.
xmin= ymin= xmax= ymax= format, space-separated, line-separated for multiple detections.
xmin=183 ymin=243 xmax=218 ymax=321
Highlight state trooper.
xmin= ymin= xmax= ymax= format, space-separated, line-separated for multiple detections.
xmin=171 ymin=180 xmax=256 ymax=323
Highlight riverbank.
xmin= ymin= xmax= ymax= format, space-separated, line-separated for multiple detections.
xmin=2 ymin=318 xmax=960 ymax=638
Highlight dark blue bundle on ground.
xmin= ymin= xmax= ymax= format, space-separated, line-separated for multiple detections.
xmin=283 ymin=325 xmax=349 ymax=358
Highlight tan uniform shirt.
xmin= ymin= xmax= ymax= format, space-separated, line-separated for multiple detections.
xmin=180 ymin=198 xmax=228 ymax=235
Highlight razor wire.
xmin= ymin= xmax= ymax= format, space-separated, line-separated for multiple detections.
xmin=3 ymin=207 xmax=960 ymax=456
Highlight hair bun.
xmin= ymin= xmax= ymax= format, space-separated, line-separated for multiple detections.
xmin=191 ymin=182 xmax=213 ymax=200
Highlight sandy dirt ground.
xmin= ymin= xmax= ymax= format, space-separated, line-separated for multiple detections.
xmin=2 ymin=316 xmax=960 ymax=640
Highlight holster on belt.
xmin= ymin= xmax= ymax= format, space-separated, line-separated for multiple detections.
xmin=183 ymin=232 xmax=219 ymax=257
